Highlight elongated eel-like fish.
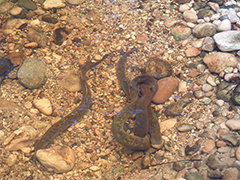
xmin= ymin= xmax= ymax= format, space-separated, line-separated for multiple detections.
xmin=112 ymin=48 xmax=163 ymax=150
xmin=34 ymin=54 xmax=108 ymax=151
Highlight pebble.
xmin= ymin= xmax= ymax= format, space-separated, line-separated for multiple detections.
xmin=171 ymin=24 xmax=191 ymax=41
xmin=214 ymin=31 xmax=240 ymax=51
xmin=17 ymin=57 xmax=47 ymax=89
xmin=152 ymin=77 xmax=179 ymax=104
xmin=27 ymin=27 xmax=48 ymax=48
xmin=183 ymin=10 xmax=198 ymax=23
xmin=185 ymin=172 xmax=203 ymax=180
xmin=202 ymin=139 xmax=215 ymax=153
xmin=10 ymin=7 xmax=23 ymax=16
xmin=192 ymin=23 xmax=217 ymax=38
xmin=203 ymin=52 xmax=239 ymax=73
xmin=185 ymin=47 xmax=201 ymax=57
xmin=226 ymin=120 xmax=240 ymax=130
xmin=206 ymin=154 xmax=225 ymax=170
xmin=177 ymin=124 xmax=195 ymax=132
xmin=173 ymin=161 xmax=185 ymax=171
xmin=58 ymin=71 xmax=81 ymax=92
xmin=33 ymin=98 xmax=52 ymax=115
xmin=0 ymin=58 xmax=13 ymax=76
xmin=216 ymin=99 xmax=224 ymax=107
xmin=66 ymin=0 xmax=82 ymax=5
xmin=42 ymin=0 xmax=66 ymax=10
xmin=132 ymin=151 xmax=144 ymax=160
xmin=6 ymin=154 xmax=18 ymax=167
xmin=227 ymin=8 xmax=240 ymax=23
xmin=202 ymin=37 xmax=215 ymax=51
xmin=222 ymin=168 xmax=239 ymax=180
xmin=202 ymin=84 xmax=213 ymax=92
xmin=179 ymin=3 xmax=192 ymax=12
xmin=0 ymin=130 xmax=4 ymax=139
xmin=18 ymin=0 xmax=37 ymax=10
xmin=160 ymin=118 xmax=177 ymax=133
xmin=36 ymin=145 xmax=75 ymax=173
xmin=217 ymin=19 xmax=231 ymax=31
xmin=206 ymin=76 xmax=216 ymax=86
xmin=90 ymin=166 xmax=100 ymax=171
xmin=0 ymin=2 xmax=13 ymax=14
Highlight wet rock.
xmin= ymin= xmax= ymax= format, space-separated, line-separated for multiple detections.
xmin=17 ymin=58 xmax=47 ymax=89
xmin=227 ymin=8 xmax=240 ymax=23
xmin=103 ymin=165 xmax=125 ymax=180
xmin=207 ymin=169 xmax=222 ymax=179
xmin=160 ymin=118 xmax=177 ymax=133
xmin=236 ymin=146 xmax=240 ymax=161
xmin=27 ymin=27 xmax=48 ymax=48
xmin=185 ymin=47 xmax=201 ymax=57
xmin=214 ymin=31 xmax=240 ymax=51
xmin=177 ymin=124 xmax=195 ymax=132
xmin=197 ymin=9 xmax=215 ymax=19
xmin=202 ymin=139 xmax=215 ymax=153
xmin=135 ymin=33 xmax=148 ymax=44
xmin=58 ymin=71 xmax=81 ymax=92
xmin=3 ymin=125 xmax=37 ymax=151
xmin=145 ymin=56 xmax=173 ymax=79
xmin=171 ymin=23 xmax=191 ymax=41
xmin=10 ymin=7 xmax=23 ymax=16
xmin=183 ymin=10 xmax=198 ymax=23
xmin=53 ymin=27 xmax=71 ymax=45
xmin=173 ymin=161 xmax=185 ymax=171
xmin=202 ymin=84 xmax=213 ymax=92
xmin=226 ymin=120 xmax=240 ymax=131
xmin=4 ymin=18 xmax=28 ymax=30
xmin=36 ymin=145 xmax=75 ymax=173
xmin=66 ymin=0 xmax=82 ymax=5
xmin=5 ymin=52 xmax=26 ymax=69
xmin=0 ymin=58 xmax=14 ymax=76
xmin=0 ymin=98 xmax=23 ymax=111
xmin=6 ymin=154 xmax=18 ymax=167
xmin=42 ymin=15 xmax=58 ymax=24
xmin=132 ymin=151 xmax=144 ymax=160
xmin=33 ymin=98 xmax=52 ymax=115
xmin=192 ymin=23 xmax=217 ymax=38
xmin=42 ymin=0 xmax=66 ymax=10
xmin=194 ymin=90 xmax=205 ymax=99
xmin=220 ymin=133 xmax=240 ymax=146
xmin=203 ymin=52 xmax=239 ymax=73
xmin=185 ymin=172 xmax=203 ymax=180
xmin=206 ymin=154 xmax=225 ymax=170
xmin=217 ymin=19 xmax=231 ymax=31
xmin=0 ymin=2 xmax=13 ymax=14
xmin=152 ymin=77 xmax=179 ymax=104
xmin=188 ymin=68 xmax=199 ymax=78
xmin=232 ymin=85 xmax=240 ymax=105
xmin=18 ymin=0 xmax=37 ymax=10
xmin=141 ymin=153 xmax=151 ymax=169
xmin=0 ymin=130 xmax=4 ymax=139
xmin=174 ymin=0 xmax=190 ymax=4
xmin=185 ymin=142 xmax=200 ymax=155
xmin=207 ymin=2 xmax=220 ymax=12
xmin=202 ymin=37 xmax=215 ymax=51
xmin=165 ymin=100 xmax=183 ymax=116
xmin=217 ymin=81 xmax=235 ymax=102
xmin=222 ymin=168 xmax=239 ymax=180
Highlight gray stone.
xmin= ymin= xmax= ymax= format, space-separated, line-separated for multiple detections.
xmin=217 ymin=81 xmax=235 ymax=102
xmin=18 ymin=0 xmax=37 ymax=10
xmin=17 ymin=58 xmax=47 ymax=89
xmin=193 ymin=23 xmax=217 ymax=38
xmin=202 ymin=37 xmax=215 ymax=51
xmin=171 ymin=24 xmax=191 ymax=41
xmin=220 ymin=133 xmax=240 ymax=146
xmin=27 ymin=27 xmax=48 ymax=47
xmin=217 ymin=19 xmax=231 ymax=31
xmin=214 ymin=31 xmax=240 ymax=51
xmin=206 ymin=154 xmax=225 ymax=170
xmin=227 ymin=8 xmax=240 ymax=23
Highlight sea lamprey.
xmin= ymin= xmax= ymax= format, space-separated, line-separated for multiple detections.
xmin=112 ymin=48 xmax=163 ymax=150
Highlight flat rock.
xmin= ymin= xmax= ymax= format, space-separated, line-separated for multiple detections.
xmin=202 ymin=139 xmax=215 ymax=153
xmin=42 ymin=0 xmax=66 ymax=10
xmin=36 ymin=145 xmax=75 ymax=173
xmin=160 ymin=118 xmax=177 ymax=133
xmin=203 ymin=52 xmax=239 ymax=73
xmin=222 ymin=168 xmax=239 ymax=180
xmin=66 ymin=0 xmax=82 ymax=5
xmin=226 ymin=120 xmax=240 ymax=130
xmin=0 ymin=2 xmax=13 ymax=14
xmin=4 ymin=18 xmax=28 ymax=30
xmin=152 ymin=77 xmax=179 ymax=104
xmin=192 ymin=23 xmax=217 ymax=38
xmin=18 ymin=0 xmax=37 ymax=10
xmin=33 ymin=98 xmax=52 ymax=115
xmin=185 ymin=47 xmax=201 ymax=57
xmin=214 ymin=31 xmax=240 ymax=51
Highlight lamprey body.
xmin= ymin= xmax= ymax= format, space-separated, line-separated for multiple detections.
xmin=34 ymin=54 xmax=108 ymax=151
xmin=112 ymin=49 xmax=163 ymax=151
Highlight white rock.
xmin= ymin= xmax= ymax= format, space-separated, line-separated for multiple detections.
xmin=33 ymin=98 xmax=52 ymax=115
xmin=227 ymin=8 xmax=239 ymax=23
xmin=206 ymin=76 xmax=217 ymax=86
xmin=224 ymin=73 xmax=239 ymax=81
xmin=10 ymin=7 xmax=23 ymax=16
xmin=6 ymin=154 xmax=18 ymax=167
xmin=3 ymin=125 xmax=37 ymax=151
xmin=224 ymin=67 xmax=234 ymax=73
xmin=212 ymin=19 xmax=221 ymax=26
xmin=216 ymin=99 xmax=224 ymax=107
xmin=36 ymin=145 xmax=75 ymax=173
xmin=179 ymin=3 xmax=192 ymax=12
xmin=211 ymin=14 xmax=221 ymax=21
xmin=202 ymin=84 xmax=213 ymax=92
xmin=217 ymin=19 xmax=231 ymax=31
xmin=42 ymin=0 xmax=66 ymax=10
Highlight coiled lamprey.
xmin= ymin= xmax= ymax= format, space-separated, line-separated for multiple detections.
xmin=34 ymin=54 xmax=108 ymax=151
xmin=112 ymin=49 xmax=163 ymax=150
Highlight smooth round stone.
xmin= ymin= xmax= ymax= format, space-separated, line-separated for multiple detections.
xmin=171 ymin=24 xmax=191 ymax=41
xmin=203 ymin=52 xmax=239 ymax=73
xmin=152 ymin=77 xmax=179 ymax=104
xmin=192 ymin=23 xmax=217 ymax=38
xmin=10 ymin=7 xmax=23 ymax=16
xmin=216 ymin=99 xmax=224 ymax=107
xmin=33 ymin=98 xmax=52 ymax=115
xmin=206 ymin=76 xmax=216 ymax=86
xmin=17 ymin=58 xmax=47 ymax=89
xmin=217 ymin=19 xmax=231 ymax=31
xmin=36 ymin=145 xmax=75 ymax=173
xmin=183 ymin=10 xmax=198 ymax=23
xmin=214 ymin=31 xmax=240 ymax=51
xmin=42 ymin=0 xmax=66 ymax=10
xmin=177 ymin=124 xmax=195 ymax=132
xmin=27 ymin=27 xmax=48 ymax=48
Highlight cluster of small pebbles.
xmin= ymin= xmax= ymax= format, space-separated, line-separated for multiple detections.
xmin=1 ymin=0 xmax=240 ymax=179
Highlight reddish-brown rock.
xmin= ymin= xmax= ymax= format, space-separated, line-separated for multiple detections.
xmin=152 ymin=77 xmax=179 ymax=104
xmin=185 ymin=47 xmax=201 ymax=57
